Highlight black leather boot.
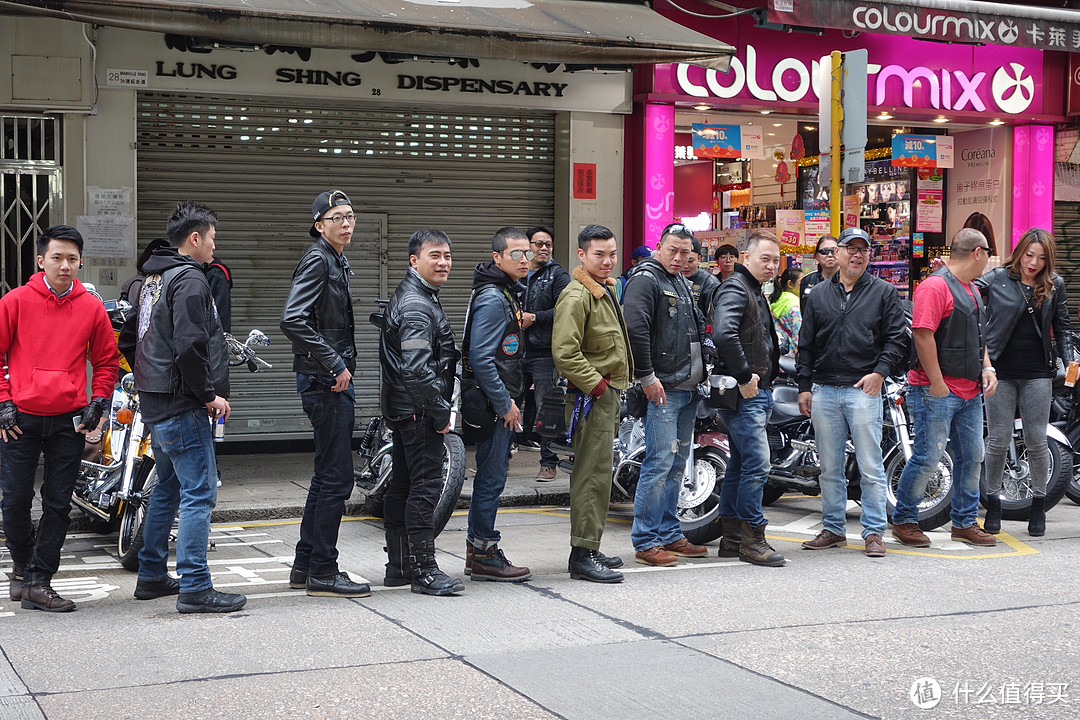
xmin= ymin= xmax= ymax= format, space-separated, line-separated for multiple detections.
xmin=718 ymin=516 xmax=741 ymax=557
xmin=383 ymin=527 xmax=411 ymax=587
xmin=568 ymin=547 xmax=623 ymax=583
xmin=1028 ymin=496 xmax=1046 ymax=537
xmin=983 ymin=494 xmax=1002 ymax=534
xmin=739 ymin=520 xmax=785 ymax=567
xmin=409 ymin=532 xmax=465 ymax=596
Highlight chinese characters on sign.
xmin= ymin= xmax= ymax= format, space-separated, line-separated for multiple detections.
xmin=573 ymin=163 xmax=597 ymax=199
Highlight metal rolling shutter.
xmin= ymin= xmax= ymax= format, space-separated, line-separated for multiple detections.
xmin=136 ymin=91 xmax=554 ymax=439
xmin=1054 ymin=201 xmax=1080 ymax=319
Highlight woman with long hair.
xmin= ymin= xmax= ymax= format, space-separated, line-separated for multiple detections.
xmin=770 ymin=267 xmax=803 ymax=359
xmin=975 ymin=228 xmax=1072 ymax=536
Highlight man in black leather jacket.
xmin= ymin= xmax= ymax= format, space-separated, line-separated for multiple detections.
xmin=796 ymin=227 xmax=907 ymax=559
xmin=623 ymin=222 xmax=709 ymax=567
xmin=379 ymin=229 xmax=464 ymax=596
xmin=711 ymin=230 xmax=784 ymax=567
xmin=519 ymin=225 xmax=571 ymax=478
xmin=280 ymin=189 xmax=370 ymax=599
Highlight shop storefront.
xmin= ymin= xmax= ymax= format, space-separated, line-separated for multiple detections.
xmin=627 ymin=1 xmax=1069 ymax=300
xmin=2 ymin=3 xmax=734 ymax=439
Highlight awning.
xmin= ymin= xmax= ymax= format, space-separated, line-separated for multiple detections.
xmin=768 ymin=0 xmax=1080 ymax=53
xmin=0 ymin=0 xmax=733 ymax=70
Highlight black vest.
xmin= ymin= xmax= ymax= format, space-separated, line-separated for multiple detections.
xmin=925 ymin=267 xmax=985 ymax=382
xmin=462 ymin=283 xmax=524 ymax=399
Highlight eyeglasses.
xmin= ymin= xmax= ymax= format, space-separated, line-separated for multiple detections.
xmin=507 ymin=249 xmax=535 ymax=261
xmin=818 ymin=248 xmax=837 ymax=256
xmin=843 ymin=245 xmax=872 ymax=256
xmin=975 ymin=245 xmax=990 ymax=253
xmin=322 ymin=214 xmax=355 ymax=225
xmin=530 ymin=240 xmax=553 ymax=248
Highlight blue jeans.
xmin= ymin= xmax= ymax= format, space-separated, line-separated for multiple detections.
xmin=468 ymin=419 xmax=515 ymax=544
xmin=717 ymin=389 xmax=773 ymax=527
xmin=631 ymin=389 xmax=696 ymax=551
xmin=0 ymin=410 xmax=84 ymax=585
xmin=138 ymin=409 xmax=218 ymax=593
xmin=295 ymin=384 xmax=356 ymax=577
xmin=810 ymin=384 xmax=887 ymax=538
xmin=893 ymin=387 xmax=984 ymax=528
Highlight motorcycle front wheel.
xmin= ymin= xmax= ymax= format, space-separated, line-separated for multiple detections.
xmin=679 ymin=449 xmax=727 ymax=545
xmin=118 ymin=459 xmax=157 ymax=572
xmin=981 ymin=436 xmax=1070 ymax=520
xmin=884 ymin=445 xmax=955 ymax=531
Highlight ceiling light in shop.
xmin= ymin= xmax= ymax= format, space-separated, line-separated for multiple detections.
xmin=988 ymin=119 xmax=1006 ymax=126
xmin=933 ymin=116 xmax=949 ymax=123
xmin=877 ymin=112 xmax=893 ymax=120
xmin=693 ymin=104 xmax=710 ymax=111
xmin=760 ymin=110 xmax=772 ymax=115
xmin=772 ymin=123 xmax=783 ymax=127
xmin=803 ymin=125 xmax=815 ymax=131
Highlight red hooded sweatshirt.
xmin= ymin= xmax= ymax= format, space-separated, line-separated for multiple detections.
xmin=0 ymin=273 xmax=119 ymax=415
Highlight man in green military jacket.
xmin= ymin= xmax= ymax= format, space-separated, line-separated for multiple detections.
xmin=551 ymin=224 xmax=633 ymax=584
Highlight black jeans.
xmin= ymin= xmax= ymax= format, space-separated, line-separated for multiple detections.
xmin=384 ymin=414 xmax=445 ymax=534
xmin=0 ymin=410 xmax=84 ymax=585
xmin=522 ymin=352 xmax=559 ymax=469
xmin=295 ymin=385 xmax=356 ymax=577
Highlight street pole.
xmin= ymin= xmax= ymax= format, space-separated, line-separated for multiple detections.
xmin=830 ymin=50 xmax=843 ymax=238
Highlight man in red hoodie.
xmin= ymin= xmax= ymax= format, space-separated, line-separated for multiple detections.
xmin=0 ymin=225 xmax=118 ymax=612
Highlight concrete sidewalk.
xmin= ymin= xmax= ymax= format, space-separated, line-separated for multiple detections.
xmin=210 ymin=444 xmax=572 ymax=523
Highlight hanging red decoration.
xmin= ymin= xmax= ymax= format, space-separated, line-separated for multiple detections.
xmin=712 ymin=180 xmax=751 ymax=194
xmin=791 ymin=133 xmax=806 ymax=161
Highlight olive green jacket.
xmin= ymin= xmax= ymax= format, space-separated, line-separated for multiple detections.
xmin=552 ymin=265 xmax=633 ymax=393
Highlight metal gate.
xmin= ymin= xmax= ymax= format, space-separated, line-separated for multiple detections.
xmin=1055 ymin=200 xmax=1080 ymax=318
xmin=135 ymin=92 xmax=555 ymax=439
xmin=1 ymin=115 xmax=62 ymax=295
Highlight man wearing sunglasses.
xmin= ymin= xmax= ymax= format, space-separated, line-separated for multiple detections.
xmin=461 ymin=227 xmax=533 ymax=582
xmin=623 ymin=223 xmax=710 ymax=567
xmin=892 ymin=228 xmax=998 ymax=549
xmin=519 ymin=225 xmax=571 ymax=479
xmin=796 ymin=227 xmax=908 ymax=558
xmin=799 ymin=235 xmax=839 ymax=309
xmin=280 ymin=189 xmax=370 ymax=599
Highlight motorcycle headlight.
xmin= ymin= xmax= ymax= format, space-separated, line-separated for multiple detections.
xmin=121 ymin=373 xmax=137 ymax=396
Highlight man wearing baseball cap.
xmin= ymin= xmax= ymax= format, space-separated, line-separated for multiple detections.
xmin=796 ymin=227 xmax=907 ymax=558
xmin=280 ymin=189 xmax=369 ymax=598
xmin=615 ymin=245 xmax=651 ymax=302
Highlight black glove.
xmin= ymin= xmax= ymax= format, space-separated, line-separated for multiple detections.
xmin=0 ymin=400 xmax=18 ymax=431
xmin=75 ymin=397 xmax=108 ymax=432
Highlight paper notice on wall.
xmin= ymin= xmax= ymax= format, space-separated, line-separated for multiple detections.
xmin=916 ymin=172 xmax=944 ymax=233
xmin=844 ymin=194 xmax=860 ymax=229
xmin=87 ymin=187 xmax=132 ymax=217
xmin=77 ymin=216 xmax=134 ymax=258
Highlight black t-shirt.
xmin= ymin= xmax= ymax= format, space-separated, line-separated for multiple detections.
xmin=995 ymin=299 xmax=1051 ymax=380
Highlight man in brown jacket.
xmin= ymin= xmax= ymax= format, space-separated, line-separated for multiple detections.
xmin=552 ymin=225 xmax=633 ymax=583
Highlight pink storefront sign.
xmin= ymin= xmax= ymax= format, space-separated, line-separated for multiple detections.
xmin=653 ymin=37 xmax=1045 ymax=118
xmin=1012 ymin=125 xmax=1054 ymax=247
xmin=642 ymin=103 xmax=675 ymax=249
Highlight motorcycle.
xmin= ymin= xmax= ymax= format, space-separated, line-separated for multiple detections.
xmin=74 ymin=292 xmax=272 ymax=570
xmin=352 ymin=301 xmax=468 ymax=536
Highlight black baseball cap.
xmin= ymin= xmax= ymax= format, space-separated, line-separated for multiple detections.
xmin=309 ymin=189 xmax=352 ymax=238
xmin=836 ymin=227 xmax=871 ymax=247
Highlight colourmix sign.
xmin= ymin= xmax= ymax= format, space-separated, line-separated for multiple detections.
xmin=659 ymin=42 xmax=1042 ymax=116
xmin=769 ymin=0 xmax=1080 ymax=53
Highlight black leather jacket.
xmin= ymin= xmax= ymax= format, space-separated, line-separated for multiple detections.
xmin=522 ymin=259 xmax=570 ymax=352
xmin=622 ymin=257 xmax=707 ymax=390
xmin=280 ymin=238 xmax=357 ymax=377
xmin=380 ymin=270 xmax=457 ymax=427
xmin=795 ymin=271 xmax=908 ymax=393
xmin=975 ymin=266 xmax=1073 ymax=370
xmin=711 ymin=264 xmax=779 ymax=388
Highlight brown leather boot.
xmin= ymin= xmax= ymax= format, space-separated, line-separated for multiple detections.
xmin=8 ymin=563 xmax=24 ymax=601
xmin=469 ymin=542 xmax=531 ymax=582
xmin=718 ymin=516 xmax=741 ymax=557
xmin=21 ymin=584 xmax=76 ymax=612
xmin=739 ymin=521 xmax=785 ymax=567
xmin=891 ymin=522 xmax=931 ymax=547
